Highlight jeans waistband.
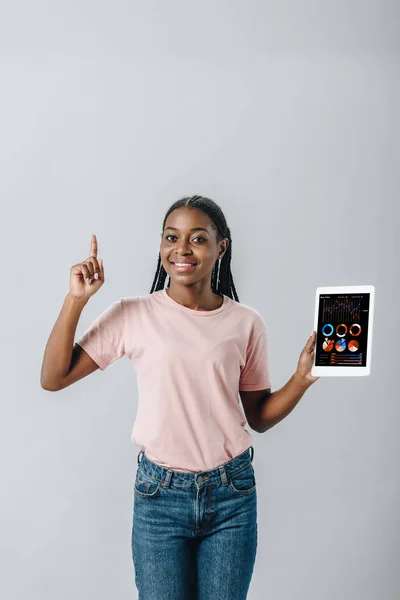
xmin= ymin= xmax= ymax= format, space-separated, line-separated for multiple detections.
xmin=136 ymin=446 xmax=254 ymax=488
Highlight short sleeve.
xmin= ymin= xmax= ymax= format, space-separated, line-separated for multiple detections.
xmin=75 ymin=298 xmax=126 ymax=370
xmin=239 ymin=330 xmax=272 ymax=391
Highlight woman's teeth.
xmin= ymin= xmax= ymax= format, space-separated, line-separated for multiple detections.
xmin=172 ymin=262 xmax=197 ymax=270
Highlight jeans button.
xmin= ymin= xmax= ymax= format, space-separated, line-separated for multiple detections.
xmin=197 ymin=475 xmax=203 ymax=483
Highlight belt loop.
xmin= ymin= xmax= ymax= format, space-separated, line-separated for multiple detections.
xmin=219 ymin=465 xmax=228 ymax=486
xmin=249 ymin=446 xmax=254 ymax=462
xmin=137 ymin=450 xmax=144 ymax=465
xmin=162 ymin=470 xmax=173 ymax=488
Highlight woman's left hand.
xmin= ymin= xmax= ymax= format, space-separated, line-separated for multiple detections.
xmin=296 ymin=330 xmax=320 ymax=385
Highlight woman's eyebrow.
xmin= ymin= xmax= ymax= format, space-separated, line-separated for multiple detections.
xmin=164 ymin=227 xmax=209 ymax=233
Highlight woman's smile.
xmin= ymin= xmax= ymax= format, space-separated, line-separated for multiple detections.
xmin=170 ymin=261 xmax=199 ymax=272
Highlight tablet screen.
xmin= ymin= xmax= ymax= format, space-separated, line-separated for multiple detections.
xmin=315 ymin=293 xmax=371 ymax=367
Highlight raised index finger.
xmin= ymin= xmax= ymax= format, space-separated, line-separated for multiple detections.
xmin=89 ymin=233 xmax=98 ymax=258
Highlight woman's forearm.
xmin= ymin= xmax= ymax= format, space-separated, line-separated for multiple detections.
xmin=40 ymin=293 xmax=88 ymax=390
xmin=256 ymin=372 xmax=312 ymax=433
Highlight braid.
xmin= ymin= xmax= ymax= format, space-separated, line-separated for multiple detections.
xmin=149 ymin=195 xmax=240 ymax=302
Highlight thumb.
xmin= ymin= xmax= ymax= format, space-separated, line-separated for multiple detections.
xmin=306 ymin=331 xmax=315 ymax=349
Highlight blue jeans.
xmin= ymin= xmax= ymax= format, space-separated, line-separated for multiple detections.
xmin=131 ymin=446 xmax=257 ymax=599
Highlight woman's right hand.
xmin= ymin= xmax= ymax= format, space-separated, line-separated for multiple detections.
xmin=69 ymin=233 xmax=104 ymax=299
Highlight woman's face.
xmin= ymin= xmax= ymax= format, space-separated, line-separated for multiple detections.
xmin=160 ymin=207 xmax=228 ymax=287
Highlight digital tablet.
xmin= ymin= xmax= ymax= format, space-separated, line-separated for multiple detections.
xmin=311 ymin=285 xmax=375 ymax=377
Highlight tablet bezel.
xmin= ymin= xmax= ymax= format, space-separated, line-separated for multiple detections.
xmin=311 ymin=285 xmax=375 ymax=377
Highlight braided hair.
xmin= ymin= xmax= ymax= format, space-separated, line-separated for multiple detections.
xmin=149 ymin=195 xmax=240 ymax=302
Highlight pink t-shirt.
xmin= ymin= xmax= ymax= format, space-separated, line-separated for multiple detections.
xmin=76 ymin=289 xmax=271 ymax=472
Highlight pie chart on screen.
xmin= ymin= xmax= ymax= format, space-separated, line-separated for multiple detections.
xmin=323 ymin=338 xmax=334 ymax=351
xmin=348 ymin=340 xmax=359 ymax=352
xmin=335 ymin=339 xmax=346 ymax=352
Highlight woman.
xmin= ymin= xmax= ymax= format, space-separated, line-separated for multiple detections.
xmin=41 ymin=195 xmax=319 ymax=599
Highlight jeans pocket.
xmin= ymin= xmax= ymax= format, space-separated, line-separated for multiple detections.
xmin=134 ymin=468 xmax=161 ymax=498
xmin=229 ymin=464 xmax=256 ymax=495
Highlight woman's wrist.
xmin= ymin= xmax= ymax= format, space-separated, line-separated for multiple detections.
xmin=293 ymin=369 xmax=314 ymax=389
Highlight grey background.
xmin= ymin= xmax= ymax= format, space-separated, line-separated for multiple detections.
xmin=1 ymin=1 xmax=398 ymax=598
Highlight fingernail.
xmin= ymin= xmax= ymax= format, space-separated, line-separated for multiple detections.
xmin=94 ymin=273 xmax=99 ymax=280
